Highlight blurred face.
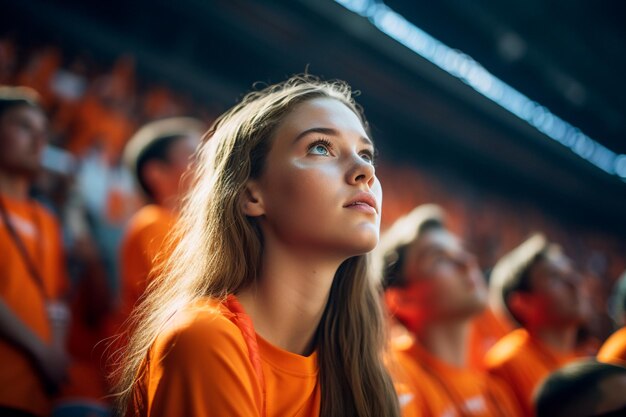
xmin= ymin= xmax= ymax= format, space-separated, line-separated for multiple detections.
xmin=146 ymin=134 xmax=200 ymax=204
xmin=524 ymin=250 xmax=585 ymax=327
xmin=247 ymin=97 xmax=382 ymax=258
xmin=0 ymin=105 xmax=47 ymax=177
xmin=165 ymin=134 xmax=200 ymax=195
xmin=389 ymin=228 xmax=487 ymax=330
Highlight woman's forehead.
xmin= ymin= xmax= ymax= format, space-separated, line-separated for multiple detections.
xmin=275 ymin=97 xmax=368 ymax=140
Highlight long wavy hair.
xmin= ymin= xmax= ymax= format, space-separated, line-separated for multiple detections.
xmin=112 ymin=75 xmax=400 ymax=417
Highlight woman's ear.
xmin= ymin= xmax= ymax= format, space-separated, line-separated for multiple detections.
xmin=241 ymin=180 xmax=265 ymax=217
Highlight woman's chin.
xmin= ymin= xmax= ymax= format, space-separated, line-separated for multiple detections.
xmin=345 ymin=231 xmax=379 ymax=255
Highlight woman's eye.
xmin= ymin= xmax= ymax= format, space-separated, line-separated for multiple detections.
xmin=360 ymin=151 xmax=374 ymax=164
xmin=313 ymin=145 xmax=329 ymax=155
xmin=308 ymin=140 xmax=332 ymax=156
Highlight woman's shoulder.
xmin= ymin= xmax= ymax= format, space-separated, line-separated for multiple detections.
xmin=137 ymin=298 xmax=263 ymax=415
xmin=152 ymin=297 xmax=248 ymax=360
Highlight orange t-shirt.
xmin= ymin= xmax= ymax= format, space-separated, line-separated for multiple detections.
xmin=118 ymin=205 xmax=176 ymax=323
xmin=129 ymin=297 xmax=320 ymax=417
xmin=0 ymin=195 xmax=67 ymax=416
xmin=484 ymin=329 xmax=580 ymax=417
xmin=597 ymin=327 xmax=626 ymax=366
xmin=468 ymin=308 xmax=514 ymax=370
xmin=389 ymin=337 xmax=522 ymax=417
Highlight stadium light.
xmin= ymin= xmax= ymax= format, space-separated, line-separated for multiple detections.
xmin=334 ymin=0 xmax=626 ymax=180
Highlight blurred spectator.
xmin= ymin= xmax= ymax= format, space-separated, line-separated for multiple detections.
xmin=75 ymin=146 xmax=139 ymax=297
xmin=485 ymin=234 xmax=586 ymax=416
xmin=0 ymin=86 xmax=70 ymax=417
xmin=141 ymin=86 xmax=184 ymax=120
xmin=534 ymin=360 xmax=626 ymax=417
xmin=376 ymin=204 xmax=522 ymax=416
xmin=15 ymin=46 xmax=61 ymax=108
xmin=112 ymin=117 xmax=203 ymax=333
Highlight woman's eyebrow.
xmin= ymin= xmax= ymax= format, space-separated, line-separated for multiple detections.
xmin=293 ymin=126 xmax=373 ymax=146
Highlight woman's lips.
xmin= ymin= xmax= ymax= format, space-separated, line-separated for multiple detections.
xmin=344 ymin=192 xmax=378 ymax=214
xmin=345 ymin=201 xmax=377 ymax=214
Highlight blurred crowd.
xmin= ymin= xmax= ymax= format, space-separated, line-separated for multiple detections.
xmin=1 ymin=37 xmax=625 ymax=417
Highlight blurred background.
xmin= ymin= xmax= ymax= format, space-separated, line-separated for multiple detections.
xmin=1 ymin=0 xmax=625 ymax=407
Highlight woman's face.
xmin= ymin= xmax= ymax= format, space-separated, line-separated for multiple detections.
xmin=247 ymin=97 xmax=382 ymax=259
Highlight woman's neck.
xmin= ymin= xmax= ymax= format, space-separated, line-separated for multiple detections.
xmin=237 ymin=237 xmax=342 ymax=356
xmin=0 ymin=173 xmax=30 ymax=200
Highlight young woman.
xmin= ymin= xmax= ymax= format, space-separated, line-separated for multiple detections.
xmin=113 ymin=76 xmax=400 ymax=417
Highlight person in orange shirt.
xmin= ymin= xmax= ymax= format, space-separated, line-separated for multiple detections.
xmin=0 ymin=86 xmax=70 ymax=416
xmin=374 ymin=204 xmax=521 ymax=417
xmin=598 ymin=271 xmax=626 ymax=365
xmin=467 ymin=305 xmax=515 ymax=370
xmin=112 ymin=76 xmax=401 ymax=417
xmin=534 ymin=359 xmax=626 ymax=417
xmin=115 ymin=117 xmax=204 ymax=327
xmin=485 ymin=234 xmax=585 ymax=416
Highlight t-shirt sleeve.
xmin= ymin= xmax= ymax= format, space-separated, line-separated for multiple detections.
xmin=146 ymin=313 xmax=262 ymax=417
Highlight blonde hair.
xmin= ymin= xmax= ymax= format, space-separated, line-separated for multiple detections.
xmin=112 ymin=75 xmax=400 ymax=417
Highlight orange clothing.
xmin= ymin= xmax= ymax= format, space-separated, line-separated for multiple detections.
xmin=67 ymin=94 xmax=135 ymax=162
xmin=484 ymin=329 xmax=580 ymax=416
xmin=142 ymin=86 xmax=181 ymax=119
xmin=59 ymin=274 xmax=113 ymax=406
xmin=390 ymin=337 xmax=522 ymax=417
xmin=597 ymin=326 xmax=626 ymax=366
xmin=130 ymin=296 xmax=320 ymax=417
xmin=118 ymin=205 xmax=176 ymax=322
xmin=15 ymin=47 xmax=61 ymax=107
xmin=0 ymin=194 xmax=67 ymax=416
xmin=468 ymin=307 xmax=514 ymax=370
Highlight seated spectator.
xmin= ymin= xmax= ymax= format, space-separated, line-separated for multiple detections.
xmin=115 ymin=117 xmax=204 ymax=329
xmin=485 ymin=234 xmax=586 ymax=416
xmin=376 ymin=204 xmax=521 ymax=416
xmin=0 ymin=86 xmax=70 ymax=417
